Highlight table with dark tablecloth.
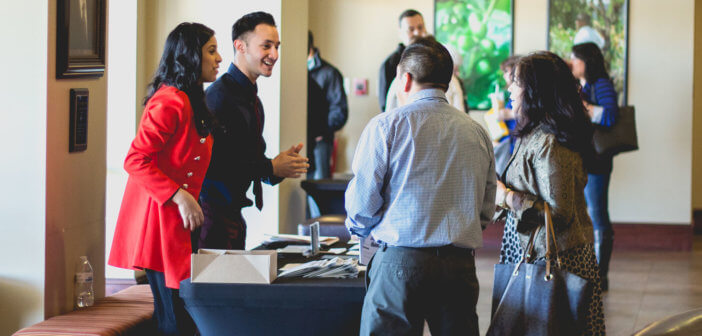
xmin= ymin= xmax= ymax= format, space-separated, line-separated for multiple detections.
xmin=180 ymin=245 xmax=365 ymax=336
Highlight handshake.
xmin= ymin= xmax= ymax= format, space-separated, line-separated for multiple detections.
xmin=272 ymin=142 xmax=309 ymax=178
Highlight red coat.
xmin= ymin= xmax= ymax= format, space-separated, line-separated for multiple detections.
xmin=108 ymin=86 xmax=213 ymax=289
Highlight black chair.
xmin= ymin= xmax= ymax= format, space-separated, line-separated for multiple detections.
xmin=297 ymin=214 xmax=350 ymax=242
xmin=301 ymin=178 xmax=351 ymax=217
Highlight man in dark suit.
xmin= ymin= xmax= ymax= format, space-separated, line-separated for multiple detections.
xmin=307 ymin=30 xmax=348 ymax=179
xmin=199 ymin=12 xmax=308 ymax=250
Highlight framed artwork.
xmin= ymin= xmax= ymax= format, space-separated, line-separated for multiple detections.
xmin=547 ymin=0 xmax=629 ymax=105
xmin=435 ymin=0 xmax=514 ymax=110
xmin=56 ymin=0 xmax=106 ymax=79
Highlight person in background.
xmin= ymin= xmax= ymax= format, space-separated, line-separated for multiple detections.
xmin=384 ymin=36 xmax=465 ymax=113
xmin=346 ymin=37 xmax=496 ymax=335
xmin=493 ymin=55 xmax=521 ymax=175
xmin=572 ymin=41 xmax=619 ymax=291
xmin=574 ymin=13 xmax=605 ymax=49
xmin=378 ymin=9 xmax=427 ymax=112
xmin=495 ymin=51 xmax=604 ymax=335
xmin=496 ymin=55 xmax=520 ymax=123
xmin=307 ymin=30 xmax=348 ymax=179
xmin=199 ymin=12 xmax=308 ymax=250
xmin=109 ymin=22 xmax=221 ymax=335
xmin=441 ymin=43 xmax=467 ymax=112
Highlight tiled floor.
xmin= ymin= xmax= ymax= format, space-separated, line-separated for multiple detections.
xmin=425 ymin=236 xmax=702 ymax=335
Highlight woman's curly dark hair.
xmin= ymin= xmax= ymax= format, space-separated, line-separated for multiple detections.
xmin=144 ymin=22 xmax=216 ymax=136
xmin=512 ymin=51 xmax=593 ymax=158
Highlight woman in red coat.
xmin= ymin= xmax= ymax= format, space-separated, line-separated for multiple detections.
xmin=109 ymin=22 xmax=221 ymax=335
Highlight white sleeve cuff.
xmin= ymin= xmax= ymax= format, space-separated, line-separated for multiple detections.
xmin=590 ymin=105 xmax=604 ymax=124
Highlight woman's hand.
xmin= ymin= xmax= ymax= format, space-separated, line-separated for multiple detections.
xmin=496 ymin=180 xmax=513 ymax=209
xmin=583 ymin=100 xmax=594 ymax=118
xmin=171 ymin=188 xmax=204 ymax=231
xmin=496 ymin=180 xmax=507 ymax=206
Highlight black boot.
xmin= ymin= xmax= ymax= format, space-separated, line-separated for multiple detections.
xmin=593 ymin=230 xmax=614 ymax=291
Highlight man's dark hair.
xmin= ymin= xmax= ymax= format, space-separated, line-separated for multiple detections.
xmin=512 ymin=51 xmax=593 ymax=158
xmin=398 ymin=9 xmax=422 ymax=26
xmin=308 ymin=30 xmax=314 ymax=53
xmin=232 ymin=11 xmax=276 ymax=44
xmin=397 ymin=36 xmax=453 ymax=91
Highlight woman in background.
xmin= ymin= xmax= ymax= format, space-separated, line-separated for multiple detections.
xmin=572 ymin=42 xmax=619 ymax=291
xmin=492 ymin=55 xmax=521 ymax=175
xmin=495 ymin=51 xmax=604 ymax=335
xmin=109 ymin=22 xmax=221 ymax=335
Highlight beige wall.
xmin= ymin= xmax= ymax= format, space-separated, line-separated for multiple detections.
xmin=313 ymin=0 xmax=695 ymax=224
xmin=308 ymin=0 xmax=434 ymax=173
xmin=106 ymin=0 xmax=138 ymax=280
xmin=279 ymin=0 xmax=310 ymax=233
xmin=137 ymin=0 xmax=308 ymax=245
xmin=0 ymin=1 xmax=48 ymax=333
xmin=513 ymin=0 xmax=548 ymax=53
xmin=0 ymin=0 xmax=109 ymax=331
xmin=45 ymin=0 xmax=109 ymax=318
xmin=693 ymin=1 xmax=702 ymax=211
xmin=613 ymin=0 xmax=693 ymax=224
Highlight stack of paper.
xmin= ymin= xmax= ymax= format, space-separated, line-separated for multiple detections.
xmin=278 ymin=257 xmax=359 ymax=278
xmin=263 ymin=233 xmax=339 ymax=247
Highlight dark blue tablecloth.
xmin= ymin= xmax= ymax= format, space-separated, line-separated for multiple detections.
xmin=180 ymin=257 xmax=365 ymax=336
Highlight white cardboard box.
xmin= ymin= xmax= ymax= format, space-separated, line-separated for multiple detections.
xmin=191 ymin=249 xmax=277 ymax=284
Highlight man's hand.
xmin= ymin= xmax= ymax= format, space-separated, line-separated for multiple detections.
xmin=172 ymin=188 xmax=204 ymax=231
xmin=272 ymin=143 xmax=309 ymax=178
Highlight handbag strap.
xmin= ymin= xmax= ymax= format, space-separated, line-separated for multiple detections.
xmin=543 ymin=202 xmax=562 ymax=280
xmin=512 ymin=224 xmax=541 ymax=276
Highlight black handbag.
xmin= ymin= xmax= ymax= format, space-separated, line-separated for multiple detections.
xmin=487 ymin=203 xmax=594 ymax=336
xmin=593 ymin=105 xmax=638 ymax=155
xmin=588 ymin=83 xmax=638 ymax=156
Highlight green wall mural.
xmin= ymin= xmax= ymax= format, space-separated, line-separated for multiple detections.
xmin=435 ymin=0 xmax=513 ymax=110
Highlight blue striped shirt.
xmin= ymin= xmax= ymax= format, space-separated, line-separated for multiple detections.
xmin=345 ymin=89 xmax=496 ymax=249
xmin=583 ymin=77 xmax=618 ymax=127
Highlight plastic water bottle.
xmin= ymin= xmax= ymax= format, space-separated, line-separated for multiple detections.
xmin=75 ymin=256 xmax=94 ymax=308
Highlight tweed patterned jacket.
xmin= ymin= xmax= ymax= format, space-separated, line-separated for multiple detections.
xmin=498 ymin=125 xmax=593 ymax=259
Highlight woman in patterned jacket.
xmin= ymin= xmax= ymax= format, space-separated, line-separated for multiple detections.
xmin=495 ymin=51 xmax=605 ymax=335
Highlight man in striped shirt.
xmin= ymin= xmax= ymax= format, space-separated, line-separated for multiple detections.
xmin=346 ymin=37 xmax=496 ymax=335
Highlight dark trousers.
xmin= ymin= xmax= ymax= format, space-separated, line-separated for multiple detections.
xmin=198 ymin=201 xmax=247 ymax=250
xmin=361 ymin=245 xmax=480 ymax=336
xmin=310 ymin=138 xmax=332 ymax=179
xmin=145 ymin=269 xmax=196 ymax=336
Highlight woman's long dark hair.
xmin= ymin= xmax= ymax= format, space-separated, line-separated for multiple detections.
xmin=512 ymin=51 xmax=593 ymax=157
xmin=144 ymin=22 xmax=216 ymax=136
xmin=572 ymin=42 xmax=609 ymax=84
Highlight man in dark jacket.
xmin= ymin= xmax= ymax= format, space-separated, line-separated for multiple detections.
xmin=308 ymin=31 xmax=348 ymax=179
xmin=200 ymin=12 xmax=308 ymax=250
xmin=378 ymin=9 xmax=427 ymax=112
